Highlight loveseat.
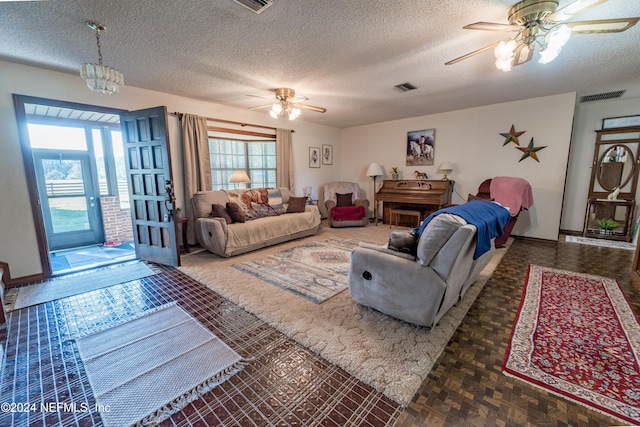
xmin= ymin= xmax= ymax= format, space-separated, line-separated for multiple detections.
xmin=348 ymin=200 xmax=510 ymax=327
xmin=191 ymin=187 xmax=321 ymax=257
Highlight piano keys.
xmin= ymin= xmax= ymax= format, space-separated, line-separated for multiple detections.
xmin=375 ymin=180 xmax=453 ymax=226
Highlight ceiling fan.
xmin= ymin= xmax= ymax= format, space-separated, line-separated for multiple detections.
xmin=445 ymin=0 xmax=640 ymax=71
xmin=249 ymin=88 xmax=326 ymax=120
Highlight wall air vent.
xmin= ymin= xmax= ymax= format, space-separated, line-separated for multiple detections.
xmin=232 ymin=0 xmax=274 ymax=14
xmin=394 ymin=82 xmax=418 ymax=92
xmin=579 ymin=90 xmax=625 ymax=103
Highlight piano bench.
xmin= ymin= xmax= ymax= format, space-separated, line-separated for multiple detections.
xmin=390 ymin=208 xmax=422 ymax=229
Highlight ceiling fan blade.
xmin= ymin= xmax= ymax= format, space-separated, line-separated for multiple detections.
xmin=289 ymin=94 xmax=309 ymax=102
xmin=445 ymin=40 xmax=504 ymax=65
xmin=296 ymin=103 xmax=326 ymax=113
xmin=246 ymin=94 xmax=271 ymax=100
xmin=547 ymin=0 xmax=608 ymax=22
xmin=248 ymin=104 xmax=272 ymax=110
xmin=567 ymin=17 xmax=640 ymax=33
xmin=463 ymin=22 xmax=522 ymax=32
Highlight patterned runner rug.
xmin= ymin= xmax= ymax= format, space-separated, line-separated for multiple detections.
xmin=233 ymin=237 xmax=358 ymax=303
xmin=503 ymin=265 xmax=640 ymax=424
xmin=75 ymin=302 xmax=247 ymax=427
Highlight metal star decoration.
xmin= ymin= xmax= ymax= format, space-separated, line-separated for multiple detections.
xmin=517 ymin=138 xmax=547 ymax=162
xmin=500 ymin=124 xmax=526 ymax=146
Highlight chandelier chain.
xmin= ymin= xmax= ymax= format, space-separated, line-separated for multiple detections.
xmin=95 ymin=28 xmax=103 ymax=66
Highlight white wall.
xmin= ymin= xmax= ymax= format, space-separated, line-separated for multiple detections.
xmin=340 ymin=93 xmax=577 ymax=241
xmin=562 ymin=97 xmax=640 ymax=232
xmin=4 ymin=58 xmax=634 ymax=280
xmin=0 ymin=60 xmax=341 ymax=278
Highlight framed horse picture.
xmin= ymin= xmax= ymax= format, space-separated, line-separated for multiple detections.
xmin=406 ymin=128 xmax=435 ymax=166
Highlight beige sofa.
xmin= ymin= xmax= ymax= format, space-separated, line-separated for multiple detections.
xmin=191 ymin=187 xmax=321 ymax=257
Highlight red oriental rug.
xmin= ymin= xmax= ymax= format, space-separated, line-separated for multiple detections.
xmin=503 ymin=265 xmax=640 ymax=424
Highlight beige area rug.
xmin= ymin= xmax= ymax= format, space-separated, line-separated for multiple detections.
xmin=6 ymin=261 xmax=156 ymax=311
xmin=233 ymin=237 xmax=360 ymax=303
xmin=75 ymin=302 xmax=247 ymax=427
xmin=179 ymin=225 xmax=511 ymax=406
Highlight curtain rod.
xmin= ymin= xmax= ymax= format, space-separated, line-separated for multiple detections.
xmin=170 ymin=111 xmax=294 ymax=132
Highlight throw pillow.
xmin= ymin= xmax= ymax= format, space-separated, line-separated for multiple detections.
xmin=210 ymin=203 xmax=232 ymax=224
xmin=286 ymin=196 xmax=307 ymax=213
xmin=388 ymin=231 xmax=418 ymax=256
xmin=226 ymin=202 xmax=246 ymax=223
xmin=336 ymin=192 xmax=353 ymax=207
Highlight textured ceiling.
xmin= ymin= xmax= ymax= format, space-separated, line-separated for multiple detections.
xmin=0 ymin=0 xmax=639 ymax=128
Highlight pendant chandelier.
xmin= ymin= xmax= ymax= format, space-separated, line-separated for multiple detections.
xmin=80 ymin=21 xmax=124 ymax=95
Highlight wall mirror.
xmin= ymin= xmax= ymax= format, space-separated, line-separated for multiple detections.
xmin=588 ymin=128 xmax=640 ymax=200
xmin=595 ymin=144 xmax=636 ymax=192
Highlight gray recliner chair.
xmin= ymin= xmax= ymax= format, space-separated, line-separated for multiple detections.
xmin=347 ymin=213 xmax=495 ymax=328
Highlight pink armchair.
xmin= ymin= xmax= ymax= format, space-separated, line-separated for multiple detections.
xmin=319 ymin=182 xmax=370 ymax=228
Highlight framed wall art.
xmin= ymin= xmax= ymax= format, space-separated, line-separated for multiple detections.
xmin=406 ymin=128 xmax=435 ymax=166
xmin=309 ymin=146 xmax=320 ymax=168
xmin=322 ymin=144 xmax=333 ymax=165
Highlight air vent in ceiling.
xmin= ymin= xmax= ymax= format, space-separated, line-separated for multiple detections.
xmin=233 ymin=0 xmax=274 ymax=14
xmin=579 ymin=90 xmax=625 ymax=103
xmin=394 ymin=82 xmax=417 ymax=92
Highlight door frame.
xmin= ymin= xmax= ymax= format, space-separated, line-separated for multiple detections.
xmin=13 ymin=94 xmax=128 ymax=279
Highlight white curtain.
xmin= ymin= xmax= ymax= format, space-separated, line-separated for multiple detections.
xmin=276 ymin=128 xmax=294 ymax=191
xmin=181 ymin=114 xmax=211 ymax=245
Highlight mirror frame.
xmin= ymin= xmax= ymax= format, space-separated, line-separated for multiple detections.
xmin=596 ymin=144 xmax=635 ymax=192
xmin=587 ymin=126 xmax=640 ymax=202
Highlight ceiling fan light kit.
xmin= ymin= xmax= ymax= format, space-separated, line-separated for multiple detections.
xmin=447 ymin=0 xmax=639 ymax=72
xmin=251 ymin=87 xmax=326 ymax=120
xmin=80 ymin=20 xmax=124 ymax=95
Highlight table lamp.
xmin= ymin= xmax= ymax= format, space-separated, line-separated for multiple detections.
xmin=230 ymin=170 xmax=251 ymax=188
xmin=439 ymin=161 xmax=453 ymax=181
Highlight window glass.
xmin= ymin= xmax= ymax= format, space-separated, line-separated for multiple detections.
xmin=92 ymin=128 xmax=109 ymax=195
xmin=111 ymin=130 xmax=129 ymax=209
xmin=27 ymin=124 xmax=87 ymax=150
xmin=209 ymin=139 xmax=276 ymax=190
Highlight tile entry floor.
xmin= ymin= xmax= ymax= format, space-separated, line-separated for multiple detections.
xmin=1 ymin=235 xmax=639 ymax=426
xmin=50 ymin=242 xmax=136 ymax=275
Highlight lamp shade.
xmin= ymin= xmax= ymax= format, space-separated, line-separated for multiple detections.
xmin=229 ymin=170 xmax=251 ymax=183
xmin=439 ymin=161 xmax=453 ymax=171
xmin=366 ymin=163 xmax=385 ymax=177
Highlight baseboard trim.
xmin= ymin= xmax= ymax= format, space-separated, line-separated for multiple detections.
xmin=559 ymin=229 xmax=582 ymax=236
xmin=0 ymin=261 xmax=44 ymax=288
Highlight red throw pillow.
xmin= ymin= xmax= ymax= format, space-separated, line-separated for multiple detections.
xmin=286 ymin=197 xmax=307 ymax=213
xmin=336 ymin=192 xmax=353 ymax=207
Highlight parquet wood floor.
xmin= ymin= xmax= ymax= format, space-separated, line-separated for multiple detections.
xmin=397 ymin=236 xmax=638 ymax=426
xmin=2 ymin=234 xmax=637 ymax=426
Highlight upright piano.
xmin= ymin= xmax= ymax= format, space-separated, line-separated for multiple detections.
xmin=375 ymin=180 xmax=454 ymax=226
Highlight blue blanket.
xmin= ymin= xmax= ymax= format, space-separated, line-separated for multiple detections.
xmin=416 ymin=200 xmax=511 ymax=259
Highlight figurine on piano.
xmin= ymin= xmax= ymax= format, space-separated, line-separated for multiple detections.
xmin=414 ymin=170 xmax=428 ymax=180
